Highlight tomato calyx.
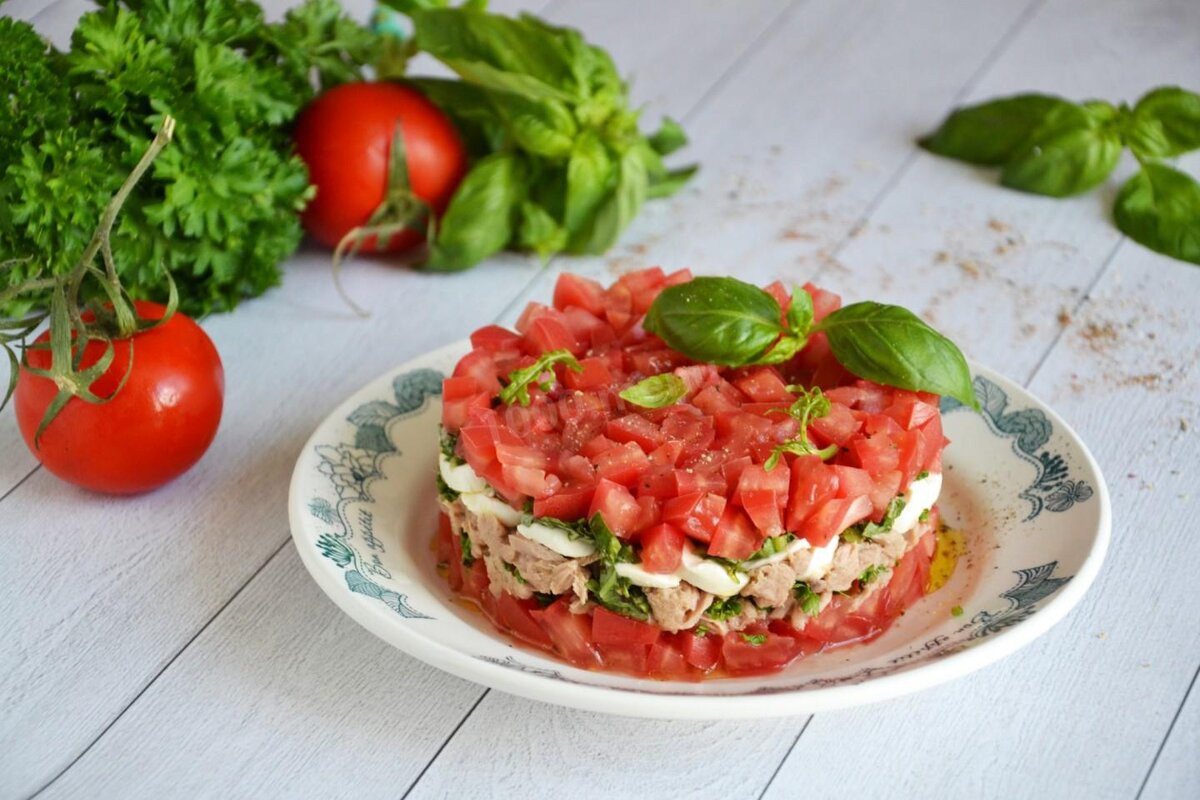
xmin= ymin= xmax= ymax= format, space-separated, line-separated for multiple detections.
xmin=1 ymin=116 xmax=180 ymax=444
xmin=331 ymin=122 xmax=433 ymax=316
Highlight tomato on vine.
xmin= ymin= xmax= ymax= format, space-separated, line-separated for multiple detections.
xmin=2 ymin=117 xmax=225 ymax=494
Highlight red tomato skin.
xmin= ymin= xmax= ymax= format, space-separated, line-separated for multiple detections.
xmin=15 ymin=302 xmax=224 ymax=495
xmin=293 ymin=82 xmax=468 ymax=252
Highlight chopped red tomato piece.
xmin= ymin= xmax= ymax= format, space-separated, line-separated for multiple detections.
xmin=801 ymin=495 xmax=872 ymax=546
xmin=641 ymin=523 xmax=685 ymax=572
xmin=531 ymin=599 xmax=602 ymax=668
xmin=708 ymin=505 xmax=762 ymax=559
xmin=553 ymin=272 xmax=606 ymax=315
xmin=589 ymin=478 xmax=641 ymax=538
xmin=592 ymin=607 xmax=662 ymax=646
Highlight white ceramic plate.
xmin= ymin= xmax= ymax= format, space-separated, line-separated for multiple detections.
xmin=288 ymin=341 xmax=1110 ymax=719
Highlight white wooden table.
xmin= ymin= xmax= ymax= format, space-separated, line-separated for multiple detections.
xmin=4 ymin=1 xmax=1199 ymax=797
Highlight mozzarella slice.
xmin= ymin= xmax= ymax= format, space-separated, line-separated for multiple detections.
xmin=797 ymin=536 xmax=840 ymax=581
xmin=616 ymin=562 xmax=681 ymax=588
xmin=678 ymin=547 xmax=748 ymax=597
xmin=460 ymin=491 xmax=522 ymax=527
xmin=517 ymin=522 xmax=597 ymax=558
xmin=892 ymin=472 xmax=943 ymax=534
xmin=438 ymin=453 xmax=489 ymax=494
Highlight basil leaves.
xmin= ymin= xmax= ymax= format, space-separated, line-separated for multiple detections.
xmin=385 ymin=4 xmax=697 ymax=271
xmin=921 ymin=86 xmax=1200 ymax=266
xmin=619 ymin=373 xmax=687 ymax=408
xmin=586 ymin=514 xmax=651 ymax=621
xmin=645 ymin=277 xmax=978 ymax=408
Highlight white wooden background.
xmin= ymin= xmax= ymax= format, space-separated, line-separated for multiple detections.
xmin=2 ymin=0 xmax=1198 ymax=797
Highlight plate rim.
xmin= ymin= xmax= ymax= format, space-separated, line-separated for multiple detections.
xmin=288 ymin=341 xmax=1111 ymax=719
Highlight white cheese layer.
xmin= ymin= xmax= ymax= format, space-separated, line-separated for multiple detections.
xmin=518 ymin=522 xmax=598 ymax=558
xmin=459 ymin=491 xmax=522 ymax=527
xmin=743 ymin=534 xmax=840 ymax=573
xmin=616 ymin=562 xmax=681 ymax=588
xmin=439 ymin=452 xmax=489 ymax=494
xmin=891 ymin=472 xmax=942 ymax=535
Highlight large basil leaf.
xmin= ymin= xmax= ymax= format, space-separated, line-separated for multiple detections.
xmin=1000 ymin=102 xmax=1122 ymax=197
xmin=517 ymin=199 xmax=567 ymax=259
xmin=1127 ymin=86 xmax=1200 ymax=159
xmin=644 ymin=277 xmax=785 ymax=366
xmin=815 ymin=302 xmax=978 ymax=408
xmin=569 ymin=144 xmax=647 ymax=254
xmin=563 ymin=130 xmax=612 ymax=235
xmin=648 ymin=117 xmax=688 ymax=156
xmin=1114 ymin=163 xmax=1200 ymax=265
xmin=919 ymin=94 xmax=1073 ymax=166
xmin=411 ymin=8 xmax=580 ymax=101
xmin=490 ymin=92 xmax=577 ymax=158
xmin=426 ymin=152 xmax=525 ymax=271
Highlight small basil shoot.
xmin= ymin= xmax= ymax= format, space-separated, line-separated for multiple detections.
xmin=619 ymin=373 xmax=688 ymax=408
xmin=586 ymin=513 xmax=652 ymax=620
xmin=764 ymin=385 xmax=839 ymax=470
xmin=499 ymin=348 xmax=582 ymax=406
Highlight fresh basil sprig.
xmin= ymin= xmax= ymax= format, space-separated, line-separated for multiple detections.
xmin=921 ymin=86 xmax=1200 ymax=266
xmin=499 ymin=348 xmax=581 ymax=406
xmin=384 ymin=3 xmax=697 ymax=271
xmin=619 ymin=373 xmax=687 ymax=408
xmin=763 ymin=385 xmax=838 ymax=470
xmin=645 ymin=277 xmax=978 ymax=409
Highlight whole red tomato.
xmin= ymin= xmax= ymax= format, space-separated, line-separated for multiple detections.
xmin=15 ymin=301 xmax=224 ymax=494
xmin=293 ymin=81 xmax=468 ymax=253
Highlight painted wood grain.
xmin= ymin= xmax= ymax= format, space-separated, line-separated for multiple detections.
xmin=1140 ymin=666 xmax=1200 ymax=799
xmin=39 ymin=546 xmax=488 ymax=800
xmin=0 ymin=1 xmax=795 ymax=796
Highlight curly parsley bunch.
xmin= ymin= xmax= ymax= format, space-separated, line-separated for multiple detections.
xmin=0 ymin=0 xmax=379 ymax=317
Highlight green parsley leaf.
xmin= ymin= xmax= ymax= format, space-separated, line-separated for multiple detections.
xmin=918 ymin=509 xmax=930 ymax=523
xmin=694 ymin=624 xmax=710 ymax=637
xmin=619 ymin=373 xmax=688 ymax=409
xmin=858 ymin=564 xmax=889 ymax=585
xmin=845 ymin=497 xmax=907 ymax=540
xmin=793 ymin=581 xmax=821 ymax=616
xmin=499 ymin=348 xmax=583 ymax=406
xmin=951 ymin=605 xmax=964 ymax=617
xmin=504 ymin=562 xmax=527 ymax=584
xmin=705 ymin=596 xmax=743 ymax=621
xmin=740 ymin=633 xmax=767 ymax=645
xmin=519 ymin=512 xmax=594 ymax=543
xmin=748 ymin=533 xmax=796 ymax=561
xmin=916 ymin=470 xmax=930 ymax=480
xmin=585 ymin=513 xmax=651 ymax=620
xmin=460 ymin=531 xmax=475 ymax=567
xmin=437 ymin=473 xmax=460 ymax=503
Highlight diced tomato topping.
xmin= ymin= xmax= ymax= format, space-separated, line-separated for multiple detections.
xmin=739 ymin=488 xmax=784 ymax=538
xmin=809 ymin=402 xmax=861 ymax=447
xmin=850 ymin=432 xmax=900 ymax=477
xmin=453 ymin=349 xmax=502 ymax=394
xmin=662 ymin=491 xmax=726 ymax=543
xmin=553 ymin=272 xmax=606 ymax=315
xmin=606 ymin=414 xmax=664 ymax=452
xmin=641 ymin=523 xmax=686 ymax=573
xmin=502 ymin=464 xmax=560 ymax=498
xmin=886 ymin=392 xmax=940 ymax=430
xmin=708 ymin=505 xmax=762 ymax=559
xmin=533 ymin=483 xmax=595 ymax=521
xmin=564 ymin=357 xmax=614 ymax=391
xmin=786 ymin=456 xmax=840 ymax=531
xmin=525 ymin=315 xmax=583 ymax=356
xmin=470 ymin=324 xmax=523 ymax=358
xmin=733 ymin=367 xmax=794 ymax=403
xmin=634 ymin=495 xmax=663 ymax=533
xmin=831 ymin=465 xmax=874 ymax=501
xmin=593 ymin=440 xmax=651 ymax=487
xmin=800 ymin=495 xmax=873 ymax=546
xmin=597 ymin=642 xmax=650 ymax=674
xmin=495 ymin=442 xmax=550 ymax=470
xmin=581 ymin=433 xmax=618 ymax=459
xmin=589 ymin=478 xmax=641 ymax=538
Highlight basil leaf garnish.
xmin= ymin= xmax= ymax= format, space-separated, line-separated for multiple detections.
xmin=644 ymin=276 xmax=786 ymax=366
xmin=919 ymin=94 xmax=1074 ymax=166
xmin=814 ymin=302 xmax=978 ymax=409
xmin=999 ymin=102 xmax=1122 ymax=197
xmin=619 ymin=373 xmax=688 ymax=408
xmin=1126 ymin=86 xmax=1200 ymax=160
xmin=1114 ymin=163 xmax=1200 ymax=266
